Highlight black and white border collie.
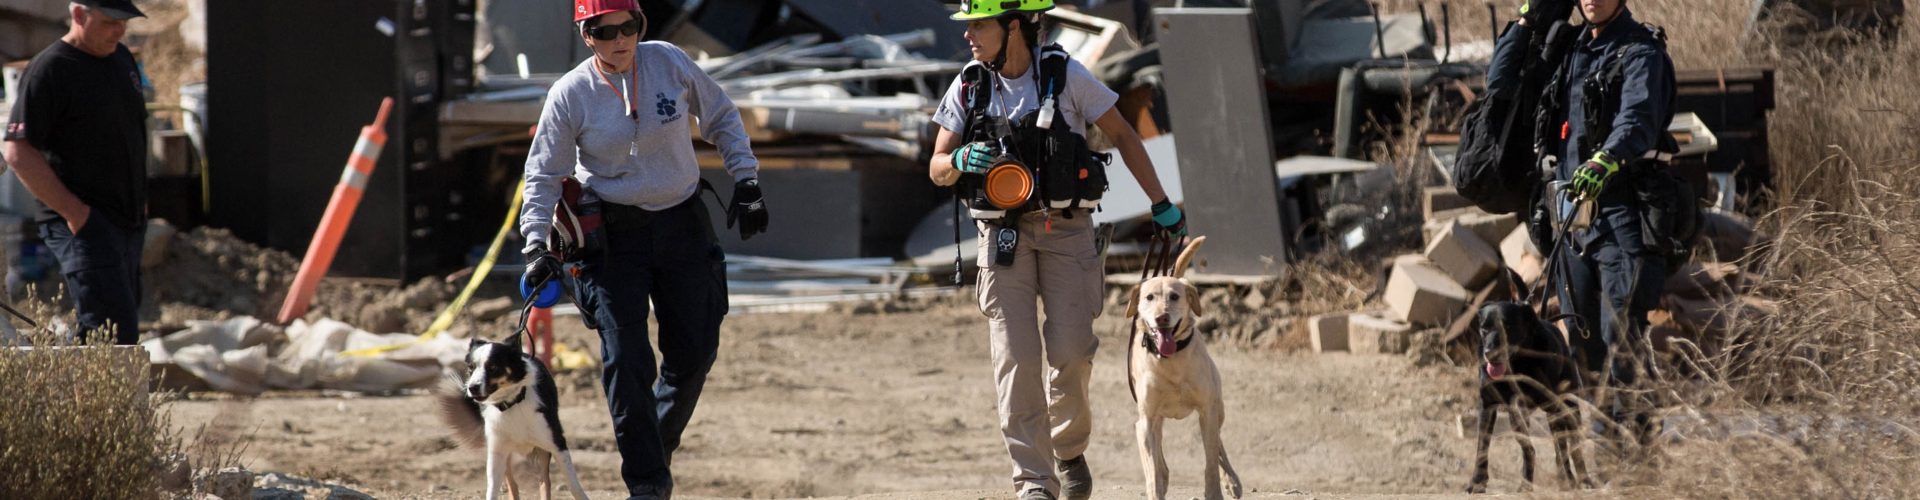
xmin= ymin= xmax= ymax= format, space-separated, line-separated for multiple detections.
xmin=439 ymin=334 xmax=590 ymax=500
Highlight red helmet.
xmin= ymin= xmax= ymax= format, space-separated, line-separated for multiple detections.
xmin=574 ymin=0 xmax=638 ymax=22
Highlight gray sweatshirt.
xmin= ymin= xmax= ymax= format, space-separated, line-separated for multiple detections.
xmin=520 ymin=41 xmax=758 ymax=250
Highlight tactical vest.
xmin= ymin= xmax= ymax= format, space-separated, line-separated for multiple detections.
xmin=1537 ymin=24 xmax=1697 ymax=268
xmin=957 ymin=44 xmax=1110 ymax=221
xmin=1577 ymin=26 xmax=1678 ymax=166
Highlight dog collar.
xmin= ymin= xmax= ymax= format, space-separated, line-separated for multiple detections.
xmin=1139 ymin=329 xmax=1193 ymax=357
xmin=490 ymin=387 xmax=529 ymax=412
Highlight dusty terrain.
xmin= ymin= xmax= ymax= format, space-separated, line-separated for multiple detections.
xmin=163 ymin=294 xmax=1600 ymax=500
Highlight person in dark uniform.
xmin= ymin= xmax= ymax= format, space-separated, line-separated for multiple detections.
xmin=1489 ymin=0 xmax=1677 ymax=441
xmin=517 ymin=1 xmax=767 ymax=497
xmin=2 ymin=0 xmax=151 ymax=345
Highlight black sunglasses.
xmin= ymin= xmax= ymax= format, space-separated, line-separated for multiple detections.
xmin=584 ymin=19 xmax=641 ymax=41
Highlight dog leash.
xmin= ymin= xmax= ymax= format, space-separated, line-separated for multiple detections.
xmin=511 ymin=273 xmax=558 ymax=359
xmin=0 ymin=299 xmax=37 ymax=329
xmin=1531 ymin=184 xmax=1591 ymax=339
xmin=1125 ymin=231 xmax=1187 ymax=403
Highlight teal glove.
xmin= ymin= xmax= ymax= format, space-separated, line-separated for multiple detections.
xmin=952 ymin=142 xmax=998 ymax=175
xmin=1150 ymin=199 xmax=1186 ymax=238
xmin=1571 ymin=152 xmax=1621 ymax=199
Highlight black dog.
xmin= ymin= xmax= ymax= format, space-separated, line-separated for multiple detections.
xmin=1466 ymin=301 xmax=1591 ymax=493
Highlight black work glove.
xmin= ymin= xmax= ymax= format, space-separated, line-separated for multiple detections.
xmin=727 ymin=178 xmax=769 ymax=240
xmin=522 ymin=247 xmax=562 ymax=293
xmin=1519 ymin=0 xmax=1573 ymax=27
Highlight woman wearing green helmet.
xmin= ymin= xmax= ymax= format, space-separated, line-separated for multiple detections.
xmin=930 ymin=2 xmax=1185 ymax=499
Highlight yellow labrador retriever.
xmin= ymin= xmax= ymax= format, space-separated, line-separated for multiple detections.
xmin=1126 ymin=236 xmax=1242 ymax=500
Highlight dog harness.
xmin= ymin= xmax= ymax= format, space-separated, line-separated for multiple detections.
xmin=491 ymin=386 xmax=529 ymax=412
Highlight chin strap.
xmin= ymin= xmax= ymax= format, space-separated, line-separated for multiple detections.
xmin=988 ymin=17 xmax=1014 ymax=72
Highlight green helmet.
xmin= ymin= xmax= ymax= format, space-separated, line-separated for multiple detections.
xmin=950 ymin=0 xmax=1053 ymax=21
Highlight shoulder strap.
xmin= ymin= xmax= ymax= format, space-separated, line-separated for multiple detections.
xmin=1603 ymin=25 xmax=1665 ymax=89
xmin=1037 ymin=43 xmax=1070 ymax=101
xmin=959 ymin=62 xmax=995 ymax=142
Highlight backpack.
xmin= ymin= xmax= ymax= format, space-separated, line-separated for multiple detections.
xmin=1450 ymin=22 xmax=1577 ymax=215
xmin=1450 ymin=84 xmax=1538 ymax=215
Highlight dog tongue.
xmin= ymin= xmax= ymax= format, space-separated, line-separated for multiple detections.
xmin=1485 ymin=362 xmax=1507 ymax=380
xmin=1156 ymin=331 xmax=1178 ymax=357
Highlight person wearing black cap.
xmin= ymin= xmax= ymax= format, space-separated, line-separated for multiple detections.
xmin=1 ymin=0 xmax=150 ymax=345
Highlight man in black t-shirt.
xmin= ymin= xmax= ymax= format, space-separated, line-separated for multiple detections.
xmin=1 ymin=0 xmax=150 ymax=345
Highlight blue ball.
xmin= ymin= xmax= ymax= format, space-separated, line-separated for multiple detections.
xmin=520 ymin=279 xmax=561 ymax=308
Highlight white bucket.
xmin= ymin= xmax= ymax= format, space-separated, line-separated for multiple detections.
xmin=179 ymin=82 xmax=208 ymax=155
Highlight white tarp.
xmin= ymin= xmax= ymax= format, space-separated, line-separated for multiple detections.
xmin=144 ymin=316 xmax=466 ymax=394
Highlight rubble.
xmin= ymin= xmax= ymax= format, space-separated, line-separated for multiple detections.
xmin=1421 ymin=186 xmax=1472 ymax=221
xmin=1309 ymin=312 xmax=1349 ymax=353
xmin=1422 ymin=211 xmax=1518 ymax=249
xmin=1423 ymin=221 xmax=1501 ymax=290
xmin=1383 ymin=256 xmax=1471 ymax=327
xmin=193 ymin=467 xmax=253 ymax=500
xmin=1348 ymin=310 xmax=1412 ymax=355
xmin=1500 ymin=226 xmax=1544 ymax=284
xmin=140 ymin=226 xmax=298 ymax=321
xmin=253 ymin=471 xmax=375 ymax=500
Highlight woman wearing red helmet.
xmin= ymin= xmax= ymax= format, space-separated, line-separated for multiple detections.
xmin=518 ymin=1 xmax=767 ymax=498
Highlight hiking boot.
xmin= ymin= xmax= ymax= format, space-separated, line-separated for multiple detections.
xmin=1058 ymin=455 xmax=1092 ymax=500
xmin=628 ymin=484 xmax=671 ymax=500
xmin=1019 ymin=488 xmax=1057 ymax=500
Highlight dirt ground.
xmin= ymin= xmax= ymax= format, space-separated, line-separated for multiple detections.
xmin=161 ymin=291 xmax=1626 ymax=500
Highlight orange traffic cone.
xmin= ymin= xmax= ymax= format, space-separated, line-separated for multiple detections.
xmin=276 ymin=98 xmax=394 ymax=325
xmin=525 ymin=306 xmax=554 ymax=366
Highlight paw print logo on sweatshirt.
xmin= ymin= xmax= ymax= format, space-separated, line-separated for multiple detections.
xmin=655 ymin=93 xmax=677 ymax=118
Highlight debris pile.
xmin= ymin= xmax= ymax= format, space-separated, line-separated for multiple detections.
xmin=1311 ymin=184 xmax=1767 ymax=365
xmin=137 ymin=223 xmax=461 ymax=333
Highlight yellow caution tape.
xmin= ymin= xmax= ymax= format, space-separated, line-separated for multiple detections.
xmin=340 ymin=178 xmax=526 ymax=358
xmin=549 ymin=342 xmax=594 ymax=372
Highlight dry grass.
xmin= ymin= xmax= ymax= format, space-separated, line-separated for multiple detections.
xmin=1364 ymin=1 xmax=1920 ymax=496
xmin=0 ymin=322 xmax=167 ymax=497
xmin=0 ymin=291 xmax=245 ymax=497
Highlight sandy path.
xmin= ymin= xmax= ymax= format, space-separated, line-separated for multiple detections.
xmin=168 ymin=300 xmax=1582 ymax=499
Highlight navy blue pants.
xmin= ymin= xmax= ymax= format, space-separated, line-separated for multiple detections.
xmin=1554 ymin=201 xmax=1665 ymax=424
xmin=567 ymin=196 xmax=727 ymax=496
xmin=41 ymin=217 xmax=144 ymax=345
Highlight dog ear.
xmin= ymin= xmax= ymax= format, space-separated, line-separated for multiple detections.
xmin=1124 ymin=284 xmax=1141 ymax=319
xmin=468 ymin=337 xmax=484 ymax=353
xmin=502 ymin=331 xmax=523 ymax=350
xmin=1183 ymin=280 xmax=1204 ymax=318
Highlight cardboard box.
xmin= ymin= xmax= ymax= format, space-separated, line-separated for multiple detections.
xmin=1425 ymin=222 xmax=1501 ymax=290
xmin=1349 ymin=310 xmax=1413 ymax=354
xmin=1310 ymin=313 xmax=1349 ymax=353
xmin=1500 ymin=226 xmax=1544 ymax=284
xmin=1424 ymin=212 xmax=1519 ymax=249
xmin=1384 ymin=256 xmax=1472 ymax=327
xmin=1422 ymin=186 xmax=1473 ymax=221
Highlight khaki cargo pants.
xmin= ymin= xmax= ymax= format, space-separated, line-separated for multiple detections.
xmin=975 ymin=208 xmax=1102 ymax=495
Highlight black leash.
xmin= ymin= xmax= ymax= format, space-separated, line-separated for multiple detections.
xmin=512 ymin=272 xmax=563 ymax=352
xmin=1125 ymin=231 xmax=1187 ymax=403
xmin=953 ymin=198 xmax=964 ymax=285
xmin=1533 ymin=185 xmax=1591 ymax=339
xmin=0 ymin=300 xmax=38 ymax=329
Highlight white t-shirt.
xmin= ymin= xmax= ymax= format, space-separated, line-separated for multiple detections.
xmin=931 ymin=54 xmax=1118 ymax=138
